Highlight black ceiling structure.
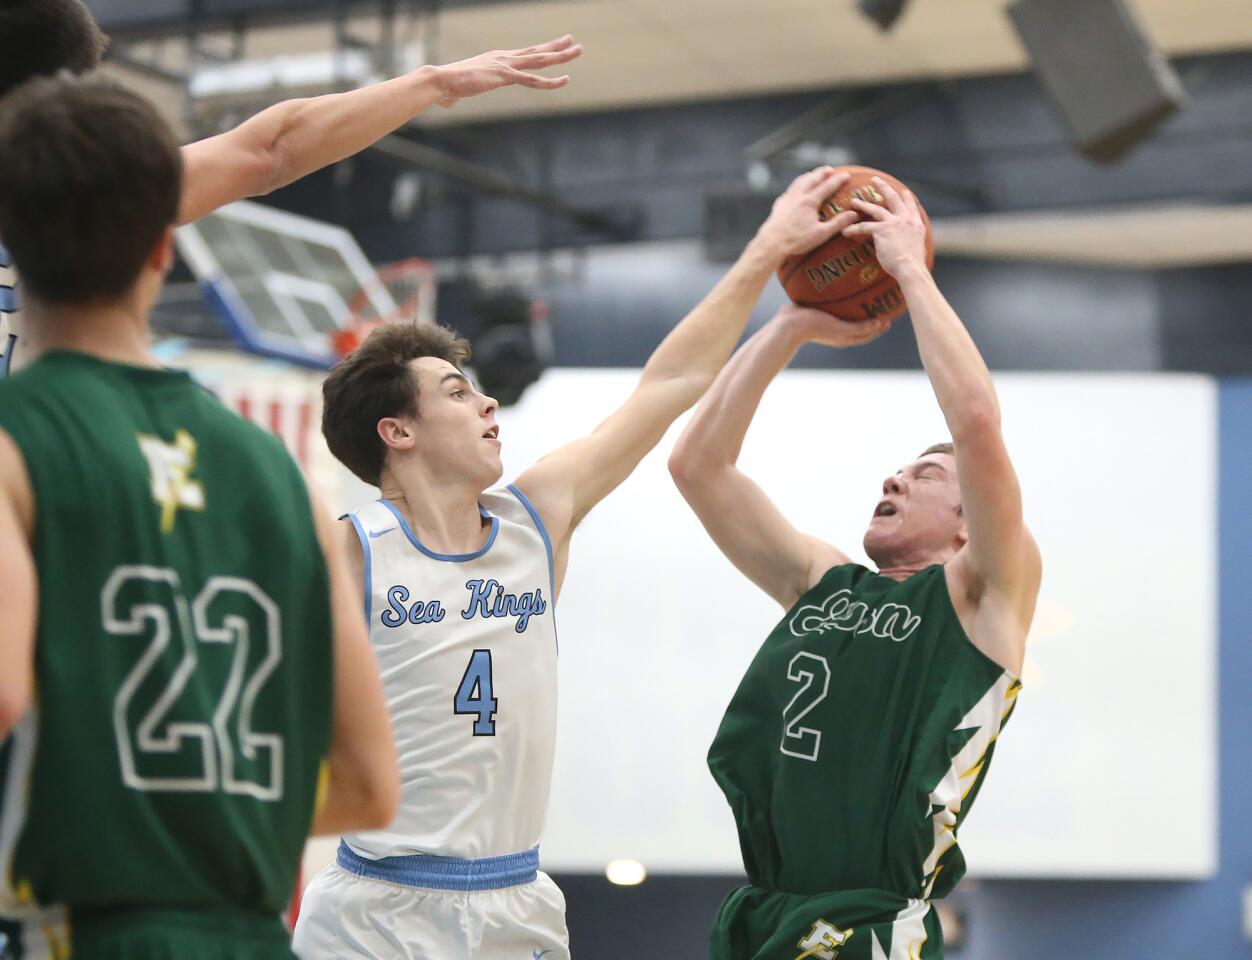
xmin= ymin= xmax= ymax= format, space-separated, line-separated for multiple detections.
xmin=89 ymin=0 xmax=544 ymax=39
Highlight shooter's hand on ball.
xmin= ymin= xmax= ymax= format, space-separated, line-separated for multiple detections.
xmin=434 ymin=35 xmax=584 ymax=108
xmin=775 ymin=303 xmax=892 ymax=350
xmin=843 ymin=176 xmax=930 ymax=280
xmin=754 ymin=167 xmax=861 ymax=263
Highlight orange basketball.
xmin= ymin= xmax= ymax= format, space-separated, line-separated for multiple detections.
xmin=778 ymin=166 xmax=934 ymax=324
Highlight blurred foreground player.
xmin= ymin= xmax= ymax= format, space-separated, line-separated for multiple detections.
xmin=0 ymin=0 xmax=583 ymax=376
xmin=0 ymin=77 xmax=399 ymax=959
xmin=292 ymin=168 xmax=862 ymax=959
xmin=669 ymin=178 xmax=1041 ymax=959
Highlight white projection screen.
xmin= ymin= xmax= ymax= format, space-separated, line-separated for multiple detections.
xmin=336 ymin=369 xmax=1217 ymax=881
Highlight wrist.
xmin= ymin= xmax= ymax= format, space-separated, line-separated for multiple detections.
xmin=745 ymin=230 xmax=788 ymax=271
xmin=767 ymin=309 xmax=811 ymax=351
xmin=419 ymin=63 xmax=450 ymax=99
xmin=893 ymin=259 xmax=933 ymax=292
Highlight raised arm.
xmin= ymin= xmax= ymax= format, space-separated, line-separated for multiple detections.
xmin=0 ymin=427 xmax=35 ymax=737
xmin=669 ymin=306 xmax=889 ymax=608
xmin=177 ymin=36 xmax=582 ymax=224
xmin=844 ymin=182 xmax=1041 ymax=642
xmin=512 ymin=167 xmax=859 ymax=589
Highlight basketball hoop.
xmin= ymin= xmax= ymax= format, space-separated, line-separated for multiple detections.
xmin=332 ymin=258 xmax=437 ymax=359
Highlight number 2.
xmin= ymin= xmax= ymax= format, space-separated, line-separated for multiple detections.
xmin=454 ymin=649 xmax=498 ymax=736
xmin=780 ymin=652 xmax=831 ymax=762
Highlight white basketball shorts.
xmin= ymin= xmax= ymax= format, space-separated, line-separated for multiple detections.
xmin=292 ymin=842 xmax=570 ymax=960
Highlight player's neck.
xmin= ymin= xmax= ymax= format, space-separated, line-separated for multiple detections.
xmin=875 ymin=561 xmax=932 ymax=582
xmin=23 ymin=297 xmax=159 ymax=369
xmin=378 ymin=470 xmax=491 ymax=556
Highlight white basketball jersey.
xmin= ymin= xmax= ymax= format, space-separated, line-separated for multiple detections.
xmin=342 ymin=485 xmax=558 ymax=859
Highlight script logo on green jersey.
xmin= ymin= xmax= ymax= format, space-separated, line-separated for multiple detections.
xmin=137 ymin=429 xmax=204 ymax=533
xmin=795 ymin=918 xmax=854 ymax=960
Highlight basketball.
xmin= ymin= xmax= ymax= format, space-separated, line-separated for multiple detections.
xmin=778 ymin=166 xmax=934 ymax=324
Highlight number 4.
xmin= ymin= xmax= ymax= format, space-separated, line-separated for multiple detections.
xmin=454 ymin=649 xmax=498 ymax=736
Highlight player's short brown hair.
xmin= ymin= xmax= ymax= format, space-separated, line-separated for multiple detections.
xmin=0 ymin=75 xmax=182 ymax=305
xmin=0 ymin=0 xmax=107 ymax=98
xmin=322 ymin=322 xmax=473 ymax=486
xmin=919 ymin=441 xmax=955 ymax=458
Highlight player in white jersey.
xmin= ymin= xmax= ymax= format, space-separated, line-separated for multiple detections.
xmin=292 ymin=166 xmax=866 ymax=959
xmin=0 ymin=0 xmax=582 ymax=377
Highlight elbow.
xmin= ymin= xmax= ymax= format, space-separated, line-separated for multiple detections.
xmin=668 ymin=445 xmax=709 ymax=491
xmin=951 ymin=397 xmax=1001 ymax=443
xmin=256 ymin=147 xmax=288 ymax=197
xmin=0 ymin=686 xmax=31 ymax=739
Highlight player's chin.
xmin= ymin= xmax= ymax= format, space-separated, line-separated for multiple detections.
xmin=862 ymin=524 xmax=893 ymax=559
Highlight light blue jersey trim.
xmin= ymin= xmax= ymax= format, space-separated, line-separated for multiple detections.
xmin=378 ymin=498 xmax=499 ymax=563
xmin=505 ymin=483 xmax=559 ymax=654
xmin=344 ymin=513 xmax=373 ymax=624
xmin=337 ymin=841 xmax=539 ymax=891
xmin=506 ymin=483 xmax=555 ymax=594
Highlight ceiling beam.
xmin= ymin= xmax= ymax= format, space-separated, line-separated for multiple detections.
xmin=91 ymin=0 xmax=557 ymax=41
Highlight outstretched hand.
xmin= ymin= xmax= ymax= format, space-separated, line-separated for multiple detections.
xmin=434 ymin=35 xmax=583 ymax=108
xmin=842 ymin=176 xmax=929 ymax=279
xmin=755 ymin=167 xmax=861 ymax=263
xmin=776 ymin=303 xmax=892 ymax=349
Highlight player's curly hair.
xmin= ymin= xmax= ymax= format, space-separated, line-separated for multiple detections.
xmin=0 ymin=0 xmax=107 ymax=98
xmin=322 ymin=322 xmax=472 ymax=486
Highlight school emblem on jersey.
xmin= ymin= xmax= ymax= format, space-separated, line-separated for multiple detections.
xmin=795 ymin=918 xmax=854 ymax=960
xmin=137 ymin=429 xmax=205 ymax=533
xmin=789 ymin=588 xmax=921 ymax=643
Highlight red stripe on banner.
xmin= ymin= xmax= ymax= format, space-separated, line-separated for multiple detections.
xmin=287 ymin=864 xmax=303 ymax=931
xmin=269 ymin=399 xmax=284 ymax=439
xmin=297 ymin=400 xmax=313 ymax=467
xmin=238 ymin=395 xmax=252 ymax=420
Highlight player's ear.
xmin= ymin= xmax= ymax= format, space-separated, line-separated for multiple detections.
xmin=149 ymin=226 xmax=177 ymax=275
xmin=377 ymin=417 xmax=416 ymax=451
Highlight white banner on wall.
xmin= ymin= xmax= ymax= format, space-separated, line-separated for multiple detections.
xmin=257 ymin=362 xmax=1218 ymax=884
xmin=384 ymin=368 xmax=1221 ymax=882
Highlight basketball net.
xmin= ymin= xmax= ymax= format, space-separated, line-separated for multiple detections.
xmin=332 ymin=257 xmax=437 ymax=359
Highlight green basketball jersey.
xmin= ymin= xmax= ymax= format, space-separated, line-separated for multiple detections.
xmin=708 ymin=562 xmax=1020 ymax=902
xmin=0 ymin=351 xmax=332 ymax=921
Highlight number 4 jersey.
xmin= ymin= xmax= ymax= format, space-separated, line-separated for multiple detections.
xmin=707 ymin=563 xmax=1020 ymax=958
xmin=340 ymin=487 xmax=557 ymax=861
xmin=0 ymin=351 xmax=332 ymax=919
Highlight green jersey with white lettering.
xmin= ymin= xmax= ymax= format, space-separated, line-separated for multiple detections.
xmin=707 ymin=563 xmax=1020 ymax=959
xmin=0 ymin=351 xmax=332 ymax=922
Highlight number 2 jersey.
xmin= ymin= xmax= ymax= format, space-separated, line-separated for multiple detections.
xmin=0 ymin=351 xmax=332 ymax=919
xmin=341 ymin=489 xmax=557 ymax=861
xmin=708 ymin=562 xmax=1021 ymax=902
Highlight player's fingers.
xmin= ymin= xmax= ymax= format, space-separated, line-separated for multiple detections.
xmin=904 ymin=189 xmax=925 ymax=222
xmin=512 ymin=45 xmax=583 ymax=69
xmin=509 ymin=69 xmax=571 ymax=89
xmin=841 ymin=221 xmax=882 ymax=237
xmin=847 ymin=200 xmax=889 ymax=223
xmin=804 ymin=169 xmax=850 ymax=202
xmin=871 ymin=176 xmax=907 ymax=215
xmin=790 ymin=165 xmax=834 ymax=193
xmin=516 ymin=35 xmax=576 ymax=55
xmin=817 ymin=209 xmax=859 ymax=237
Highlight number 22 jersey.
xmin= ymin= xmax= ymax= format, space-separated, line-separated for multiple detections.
xmin=0 ymin=351 xmax=332 ymax=919
xmin=341 ymin=487 xmax=558 ymax=861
